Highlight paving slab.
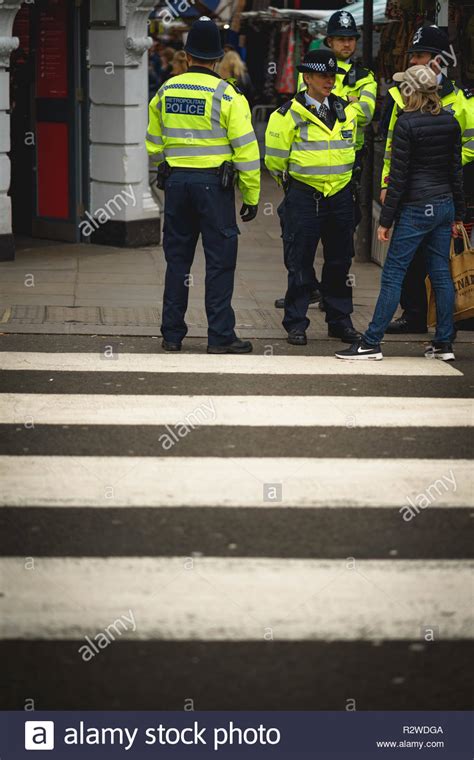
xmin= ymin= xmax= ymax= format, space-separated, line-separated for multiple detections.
xmin=0 ymin=174 xmax=471 ymax=341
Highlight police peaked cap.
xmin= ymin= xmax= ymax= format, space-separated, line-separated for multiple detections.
xmin=185 ymin=16 xmax=224 ymax=60
xmin=297 ymin=49 xmax=340 ymax=75
xmin=324 ymin=10 xmax=360 ymax=45
xmin=407 ymin=25 xmax=450 ymax=56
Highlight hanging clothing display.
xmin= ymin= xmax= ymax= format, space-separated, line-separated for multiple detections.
xmin=276 ymin=23 xmax=296 ymax=95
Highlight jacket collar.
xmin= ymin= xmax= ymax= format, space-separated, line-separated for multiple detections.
xmin=188 ymin=65 xmax=221 ymax=79
xmin=293 ymin=92 xmax=348 ymax=132
xmin=337 ymin=58 xmax=352 ymax=72
xmin=439 ymin=74 xmax=456 ymax=99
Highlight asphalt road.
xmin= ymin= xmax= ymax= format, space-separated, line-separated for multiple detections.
xmin=0 ymin=333 xmax=472 ymax=710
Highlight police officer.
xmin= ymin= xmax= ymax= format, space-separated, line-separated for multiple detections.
xmin=146 ymin=17 xmax=260 ymax=353
xmin=381 ymin=25 xmax=474 ymax=334
xmin=299 ymin=10 xmax=377 ymax=162
xmin=273 ymin=11 xmax=377 ymax=311
xmin=265 ymin=49 xmax=362 ymax=346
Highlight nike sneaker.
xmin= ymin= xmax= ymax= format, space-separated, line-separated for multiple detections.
xmin=424 ymin=342 xmax=455 ymax=362
xmin=335 ymin=339 xmax=383 ymax=361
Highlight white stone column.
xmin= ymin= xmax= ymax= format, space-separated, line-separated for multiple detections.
xmin=88 ymin=0 xmax=160 ymax=246
xmin=0 ymin=0 xmax=22 ymax=260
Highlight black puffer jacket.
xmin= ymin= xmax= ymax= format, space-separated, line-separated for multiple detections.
xmin=380 ymin=108 xmax=465 ymax=229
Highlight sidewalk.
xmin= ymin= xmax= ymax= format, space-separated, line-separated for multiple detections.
xmin=0 ymin=174 xmax=469 ymax=341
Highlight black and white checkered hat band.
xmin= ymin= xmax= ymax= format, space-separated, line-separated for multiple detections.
xmin=303 ymin=62 xmax=335 ymax=72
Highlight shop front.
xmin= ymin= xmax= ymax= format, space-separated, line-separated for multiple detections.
xmin=0 ymin=0 xmax=161 ymax=261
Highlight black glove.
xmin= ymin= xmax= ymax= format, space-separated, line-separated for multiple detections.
xmin=240 ymin=203 xmax=258 ymax=223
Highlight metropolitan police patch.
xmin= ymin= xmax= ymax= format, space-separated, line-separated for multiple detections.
xmin=165 ymin=97 xmax=206 ymax=116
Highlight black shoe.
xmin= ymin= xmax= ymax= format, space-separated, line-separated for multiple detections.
xmin=287 ymin=331 xmax=307 ymax=346
xmin=274 ymin=297 xmax=285 ymax=309
xmin=335 ymin=339 xmax=383 ymax=361
xmin=328 ymin=326 xmax=362 ymax=344
xmin=162 ymin=339 xmax=182 ymax=352
xmin=386 ymin=316 xmax=427 ymax=334
xmin=207 ymin=339 xmax=253 ymax=354
xmin=424 ymin=341 xmax=455 ymax=362
xmin=309 ymin=287 xmax=322 ymax=305
xmin=319 ymin=297 xmax=326 ymax=312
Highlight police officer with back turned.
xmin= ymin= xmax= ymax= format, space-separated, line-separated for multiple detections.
xmin=265 ymin=49 xmax=362 ymax=346
xmin=146 ymin=16 xmax=260 ymax=354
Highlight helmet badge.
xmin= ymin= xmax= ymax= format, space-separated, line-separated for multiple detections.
xmin=339 ymin=11 xmax=352 ymax=28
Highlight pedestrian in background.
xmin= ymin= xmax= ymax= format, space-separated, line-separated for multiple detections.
xmin=218 ymin=50 xmax=255 ymax=105
xmin=336 ymin=65 xmax=465 ymax=362
xmin=159 ymin=47 xmax=175 ymax=85
xmin=171 ymin=50 xmax=188 ymax=77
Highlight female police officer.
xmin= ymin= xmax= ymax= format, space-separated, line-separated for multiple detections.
xmin=265 ymin=49 xmax=361 ymax=345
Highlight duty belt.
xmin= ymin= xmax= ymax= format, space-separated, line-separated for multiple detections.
xmin=289 ymin=177 xmax=351 ymax=196
xmin=170 ymin=167 xmax=221 ymax=175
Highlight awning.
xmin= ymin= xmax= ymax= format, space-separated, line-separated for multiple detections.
xmin=241 ymin=1 xmax=392 ymax=26
xmin=313 ymin=0 xmax=391 ymax=29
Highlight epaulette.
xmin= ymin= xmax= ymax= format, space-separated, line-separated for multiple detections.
xmin=343 ymin=65 xmax=373 ymax=86
xmin=226 ymin=79 xmax=243 ymax=96
xmin=461 ymin=87 xmax=473 ymax=99
xmin=277 ymin=99 xmax=293 ymax=115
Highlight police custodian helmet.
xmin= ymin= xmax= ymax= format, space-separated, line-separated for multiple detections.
xmin=184 ymin=16 xmax=224 ymax=60
xmin=297 ymin=49 xmax=340 ymax=75
xmin=324 ymin=10 xmax=360 ymax=46
xmin=407 ymin=25 xmax=450 ymax=56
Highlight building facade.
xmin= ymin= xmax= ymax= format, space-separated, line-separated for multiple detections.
xmin=0 ymin=0 xmax=160 ymax=261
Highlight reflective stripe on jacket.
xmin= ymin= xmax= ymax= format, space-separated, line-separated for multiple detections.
xmin=146 ymin=71 xmax=260 ymax=205
xmin=264 ymin=95 xmax=358 ymax=197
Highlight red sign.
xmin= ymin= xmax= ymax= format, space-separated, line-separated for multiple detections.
xmin=37 ymin=122 xmax=69 ymax=218
xmin=36 ymin=2 xmax=68 ymax=98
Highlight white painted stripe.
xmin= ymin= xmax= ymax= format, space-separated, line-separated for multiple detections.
xmin=1 ymin=393 xmax=472 ymax=428
xmin=1 ymin=557 xmax=471 ymax=640
xmin=0 ymin=352 xmax=463 ymax=376
xmin=0 ymin=456 xmax=469 ymax=508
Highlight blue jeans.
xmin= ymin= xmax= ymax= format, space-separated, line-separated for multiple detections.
xmin=365 ymin=196 xmax=455 ymax=345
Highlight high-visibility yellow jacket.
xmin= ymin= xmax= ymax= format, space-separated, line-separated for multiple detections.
xmin=297 ymin=59 xmax=377 ymax=152
xmin=381 ymin=78 xmax=474 ymax=189
xmin=265 ymin=93 xmax=359 ymax=197
xmin=146 ymin=68 xmax=260 ymax=205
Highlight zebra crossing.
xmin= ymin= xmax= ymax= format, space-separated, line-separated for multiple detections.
xmin=0 ymin=336 xmax=472 ymax=710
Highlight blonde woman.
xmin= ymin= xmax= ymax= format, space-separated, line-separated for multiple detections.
xmin=171 ymin=50 xmax=188 ymax=77
xmin=219 ymin=50 xmax=255 ymax=103
xmin=336 ymin=65 xmax=465 ymax=362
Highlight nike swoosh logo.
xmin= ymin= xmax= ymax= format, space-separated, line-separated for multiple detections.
xmin=357 ymin=346 xmax=374 ymax=353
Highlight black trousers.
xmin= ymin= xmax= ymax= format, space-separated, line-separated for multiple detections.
xmin=162 ymin=170 xmax=239 ymax=346
xmin=278 ymin=182 xmax=355 ymax=333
